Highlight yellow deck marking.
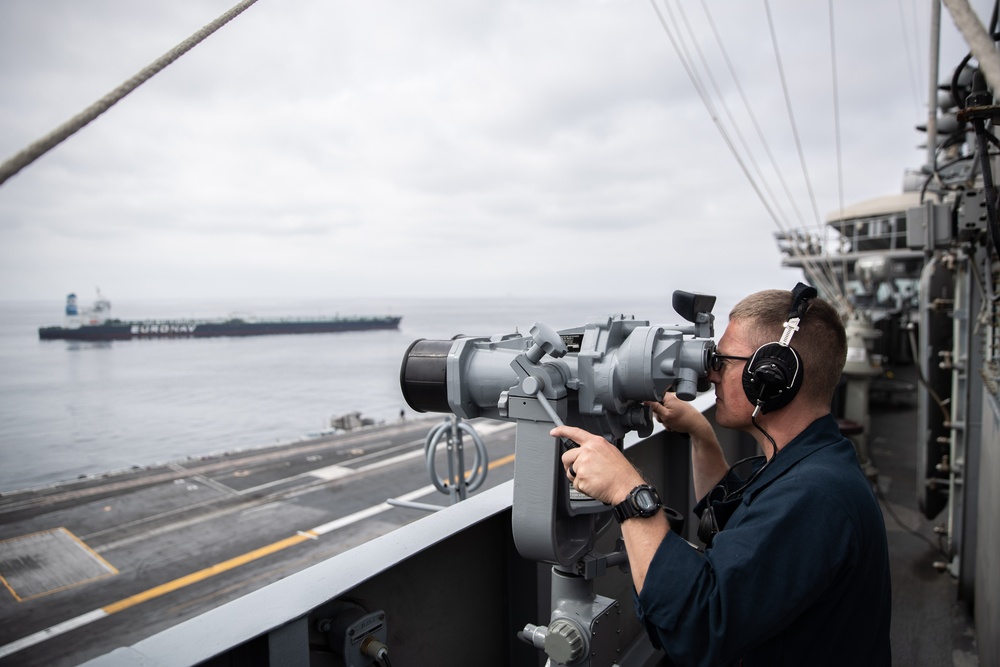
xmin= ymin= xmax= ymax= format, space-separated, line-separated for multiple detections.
xmin=1 ymin=449 xmax=519 ymax=660
xmin=487 ymin=453 xmax=515 ymax=470
xmin=64 ymin=527 xmax=120 ymax=575
xmin=0 ymin=573 xmax=19 ymax=602
xmin=101 ymin=533 xmax=311 ymax=614
xmin=0 ymin=527 xmax=119 ymax=602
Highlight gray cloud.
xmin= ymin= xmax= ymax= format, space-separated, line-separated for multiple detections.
xmin=0 ymin=0 xmax=988 ymax=303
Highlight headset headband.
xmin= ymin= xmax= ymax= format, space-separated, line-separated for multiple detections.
xmin=777 ymin=283 xmax=817 ymax=348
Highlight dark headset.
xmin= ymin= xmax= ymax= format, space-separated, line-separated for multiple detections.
xmin=697 ymin=455 xmax=768 ymax=547
xmin=741 ymin=282 xmax=818 ymax=416
xmin=697 ymin=283 xmax=818 ymax=547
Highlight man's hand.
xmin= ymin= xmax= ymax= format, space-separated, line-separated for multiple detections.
xmin=648 ymin=393 xmax=730 ymax=500
xmin=551 ymin=425 xmax=644 ymax=506
xmin=645 ymin=393 xmax=712 ymax=437
xmin=552 ymin=424 xmax=670 ymax=594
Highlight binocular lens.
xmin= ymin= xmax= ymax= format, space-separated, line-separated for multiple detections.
xmin=399 ymin=338 xmax=453 ymax=413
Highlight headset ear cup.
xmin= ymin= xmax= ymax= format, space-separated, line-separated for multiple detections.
xmin=698 ymin=505 xmax=720 ymax=546
xmin=742 ymin=344 xmax=803 ymax=413
xmin=742 ymin=344 xmax=779 ymax=405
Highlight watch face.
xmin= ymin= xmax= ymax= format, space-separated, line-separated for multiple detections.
xmin=636 ymin=489 xmax=658 ymax=511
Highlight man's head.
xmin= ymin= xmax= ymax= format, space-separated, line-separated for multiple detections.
xmin=709 ymin=288 xmax=846 ymax=429
xmin=729 ymin=288 xmax=847 ymax=408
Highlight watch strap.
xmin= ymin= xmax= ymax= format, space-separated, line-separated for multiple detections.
xmin=612 ymin=484 xmax=661 ymax=523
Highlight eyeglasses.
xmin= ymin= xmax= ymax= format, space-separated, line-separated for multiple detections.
xmin=709 ymin=351 xmax=751 ymax=372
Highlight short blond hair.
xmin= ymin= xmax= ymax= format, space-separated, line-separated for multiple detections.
xmin=730 ymin=289 xmax=847 ymax=406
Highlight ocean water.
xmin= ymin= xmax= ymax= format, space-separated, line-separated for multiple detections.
xmin=0 ymin=294 xmax=733 ymax=493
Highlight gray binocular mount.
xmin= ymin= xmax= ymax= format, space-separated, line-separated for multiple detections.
xmin=400 ymin=291 xmax=716 ymax=665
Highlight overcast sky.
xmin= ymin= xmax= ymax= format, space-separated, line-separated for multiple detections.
xmin=0 ymin=0 xmax=987 ymax=305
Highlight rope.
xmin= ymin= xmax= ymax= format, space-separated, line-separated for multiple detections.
xmin=0 ymin=0 xmax=261 ymax=188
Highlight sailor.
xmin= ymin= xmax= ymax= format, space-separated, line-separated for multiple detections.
xmin=554 ymin=287 xmax=891 ymax=667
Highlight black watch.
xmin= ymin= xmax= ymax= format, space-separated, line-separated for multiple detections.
xmin=612 ymin=484 xmax=662 ymax=523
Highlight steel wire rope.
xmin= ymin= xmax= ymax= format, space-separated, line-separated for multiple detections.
xmin=697 ymin=0 xmax=844 ymax=304
xmin=699 ymin=3 xmax=843 ymax=305
xmin=671 ymin=0 xmax=795 ymax=233
xmin=0 ymin=0 xmax=262 ymax=188
xmin=762 ymin=2 xmax=830 ymax=248
xmin=698 ymin=1 xmax=801 ymax=231
xmin=651 ymin=0 xmax=834 ymax=297
xmin=648 ymin=0 xmax=778 ymax=228
xmin=654 ymin=0 xmax=843 ymax=303
xmin=899 ymin=0 xmax=929 ymax=115
xmin=828 ymin=1 xmax=851 ymax=305
xmin=764 ymin=0 xmax=848 ymax=307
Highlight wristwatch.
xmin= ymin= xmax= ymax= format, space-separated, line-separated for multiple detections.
xmin=612 ymin=484 xmax=662 ymax=523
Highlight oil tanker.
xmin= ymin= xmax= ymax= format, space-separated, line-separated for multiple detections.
xmin=37 ymin=292 xmax=402 ymax=341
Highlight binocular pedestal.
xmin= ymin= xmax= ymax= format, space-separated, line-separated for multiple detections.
xmin=511 ymin=418 xmax=629 ymax=666
xmin=519 ymin=567 xmax=622 ymax=667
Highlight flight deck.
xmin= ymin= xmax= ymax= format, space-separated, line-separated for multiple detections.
xmin=0 ymin=416 xmax=516 ymax=666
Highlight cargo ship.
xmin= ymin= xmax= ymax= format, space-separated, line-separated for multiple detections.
xmin=37 ymin=292 xmax=402 ymax=341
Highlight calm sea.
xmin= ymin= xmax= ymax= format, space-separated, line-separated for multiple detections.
xmin=0 ymin=294 xmax=733 ymax=493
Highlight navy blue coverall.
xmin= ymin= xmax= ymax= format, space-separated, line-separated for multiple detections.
xmin=636 ymin=415 xmax=892 ymax=667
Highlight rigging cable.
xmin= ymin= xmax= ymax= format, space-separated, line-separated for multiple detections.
xmin=0 ymin=0 xmax=262 ymax=188
xmin=697 ymin=0 xmax=845 ymax=301
xmin=646 ymin=0 xmax=785 ymax=233
xmin=763 ymin=0 xmax=825 ymax=237
xmin=650 ymin=0 xmax=823 ymax=295
xmin=673 ymin=0 xmax=844 ymax=303
xmin=653 ymin=0 xmax=844 ymax=305
xmin=898 ymin=0 xmax=928 ymax=115
xmin=672 ymin=0 xmax=795 ymax=232
xmin=828 ymin=0 xmax=850 ymax=303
